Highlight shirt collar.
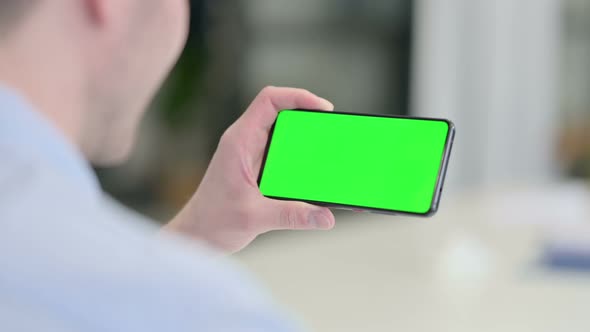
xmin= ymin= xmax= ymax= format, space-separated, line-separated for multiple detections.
xmin=0 ymin=86 xmax=101 ymax=200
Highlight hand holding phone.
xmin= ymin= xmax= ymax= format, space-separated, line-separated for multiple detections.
xmin=258 ymin=109 xmax=455 ymax=216
xmin=167 ymin=88 xmax=338 ymax=254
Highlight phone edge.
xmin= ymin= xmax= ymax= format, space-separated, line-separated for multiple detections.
xmin=257 ymin=109 xmax=456 ymax=218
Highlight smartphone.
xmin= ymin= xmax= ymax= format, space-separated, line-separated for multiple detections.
xmin=257 ymin=109 xmax=455 ymax=217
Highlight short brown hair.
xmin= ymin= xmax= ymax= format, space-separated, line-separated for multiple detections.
xmin=0 ymin=0 xmax=38 ymax=33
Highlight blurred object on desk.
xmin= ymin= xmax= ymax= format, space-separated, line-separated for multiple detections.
xmin=543 ymin=224 xmax=590 ymax=271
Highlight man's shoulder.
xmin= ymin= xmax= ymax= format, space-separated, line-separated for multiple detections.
xmin=0 ymin=146 xmax=235 ymax=286
xmin=0 ymin=154 xmax=297 ymax=331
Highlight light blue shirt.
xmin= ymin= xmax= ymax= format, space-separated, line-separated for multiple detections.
xmin=0 ymin=87 xmax=299 ymax=332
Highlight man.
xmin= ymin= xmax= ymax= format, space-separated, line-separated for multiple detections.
xmin=0 ymin=0 xmax=336 ymax=330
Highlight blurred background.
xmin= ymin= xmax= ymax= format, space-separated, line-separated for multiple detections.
xmin=98 ymin=0 xmax=590 ymax=331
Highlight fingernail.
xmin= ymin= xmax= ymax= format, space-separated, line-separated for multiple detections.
xmin=318 ymin=98 xmax=334 ymax=111
xmin=309 ymin=211 xmax=332 ymax=229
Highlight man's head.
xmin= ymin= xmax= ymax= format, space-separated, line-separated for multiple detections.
xmin=0 ymin=0 xmax=190 ymax=165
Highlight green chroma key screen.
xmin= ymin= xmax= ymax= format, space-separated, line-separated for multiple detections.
xmin=258 ymin=109 xmax=453 ymax=215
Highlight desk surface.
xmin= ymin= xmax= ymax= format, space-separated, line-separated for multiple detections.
xmin=238 ymin=185 xmax=590 ymax=332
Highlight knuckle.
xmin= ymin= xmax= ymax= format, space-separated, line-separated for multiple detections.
xmin=297 ymin=88 xmax=312 ymax=96
xmin=259 ymin=85 xmax=277 ymax=97
xmin=279 ymin=206 xmax=300 ymax=229
xmin=219 ymin=127 xmax=236 ymax=148
xmin=296 ymin=89 xmax=318 ymax=103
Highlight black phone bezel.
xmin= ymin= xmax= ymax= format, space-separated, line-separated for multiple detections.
xmin=256 ymin=109 xmax=456 ymax=217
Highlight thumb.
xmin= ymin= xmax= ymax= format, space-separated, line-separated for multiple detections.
xmin=261 ymin=199 xmax=336 ymax=231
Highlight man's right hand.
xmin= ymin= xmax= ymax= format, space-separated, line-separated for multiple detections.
xmin=165 ymin=87 xmax=337 ymax=253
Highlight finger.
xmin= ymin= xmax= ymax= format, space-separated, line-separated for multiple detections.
xmin=240 ymin=86 xmax=334 ymax=133
xmin=257 ymin=198 xmax=336 ymax=231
